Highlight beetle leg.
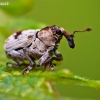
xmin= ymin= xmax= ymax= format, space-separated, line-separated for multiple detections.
xmin=6 ymin=57 xmax=22 ymax=67
xmin=7 ymin=60 xmax=29 ymax=67
xmin=37 ymin=50 xmax=49 ymax=66
xmin=54 ymin=51 xmax=63 ymax=61
xmin=37 ymin=46 xmax=54 ymax=66
xmin=45 ymin=61 xmax=55 ymax=71
xmin=44 ymin=57 xmax=56 ymax=70
xmin=22 ymin=48 xmax=36 ymax=74
xmin=44 ymin=51 xmax=63 ymax=70
xmin=45 ymin=51 xmax=63 ymax=64
xmin=6 ymin=50 xmax=26 ymax=67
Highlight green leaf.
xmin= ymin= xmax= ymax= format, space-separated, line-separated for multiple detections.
xmin=0 ymin=66 xmax=100 ymax=90
xmin=0 ymin=66 xmax=58 ymax=100
xmin=0 ymin=66 xmax=100 ymax=100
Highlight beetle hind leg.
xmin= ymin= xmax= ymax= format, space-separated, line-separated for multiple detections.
xmin=6 ymin=57 xmax=23 ymax=67
xmin=22 ymin=48 xmax=36 ymax=74
xmin=6 ymin=50 xmax=27 ymax=67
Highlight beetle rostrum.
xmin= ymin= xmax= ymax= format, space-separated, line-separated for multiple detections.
xmin=4 ymin=25 xmax=92 ymax=74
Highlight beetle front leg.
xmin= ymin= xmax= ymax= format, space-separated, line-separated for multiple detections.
xmin=45 ymin=51 xmax=63 ymax=63
xmin=44 ymin=60 xmax=55 ymax=71
xmin=44 ymin=51 xmax=63 ymax=70
xmin=22 ymin=48 xmax=36 ymax=74
xmin=37 ymin=46 xmax=54 ymax=66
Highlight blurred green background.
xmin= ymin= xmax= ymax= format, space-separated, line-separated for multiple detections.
xmin=0 ymin=0 xmax=100 ymax=99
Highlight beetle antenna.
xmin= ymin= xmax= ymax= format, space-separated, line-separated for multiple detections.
xmin=73 ymin=28 xmax=92 ymax=36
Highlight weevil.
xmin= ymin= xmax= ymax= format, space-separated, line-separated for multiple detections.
xmin=4 ymin=25 xmax=92 ymax=74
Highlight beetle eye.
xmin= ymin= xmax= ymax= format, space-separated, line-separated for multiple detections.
xmin=56 ymin=29 xmax=61 ymax=35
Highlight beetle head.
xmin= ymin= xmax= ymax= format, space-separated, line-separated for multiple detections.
xmin=60 ymin=27 xmax=92 ymax=49
xmin=41 ymin=25 xmax=92 ymax=49
xmin=51 ymin=25 xmax=75 ymax=48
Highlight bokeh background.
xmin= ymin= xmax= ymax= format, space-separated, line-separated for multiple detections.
xmin=0 ymin=0 xmax=100 ymax=99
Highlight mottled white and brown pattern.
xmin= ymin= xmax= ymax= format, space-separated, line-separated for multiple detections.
xmin=4 ymin=25 xmax=91 ymax=74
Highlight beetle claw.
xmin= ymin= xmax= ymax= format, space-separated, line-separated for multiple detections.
xmin=22 ymin=66 xmax=32 ymax=74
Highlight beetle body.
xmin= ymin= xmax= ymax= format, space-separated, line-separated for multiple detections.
xmin=4 ymin=25 xmax=91 ymax=73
